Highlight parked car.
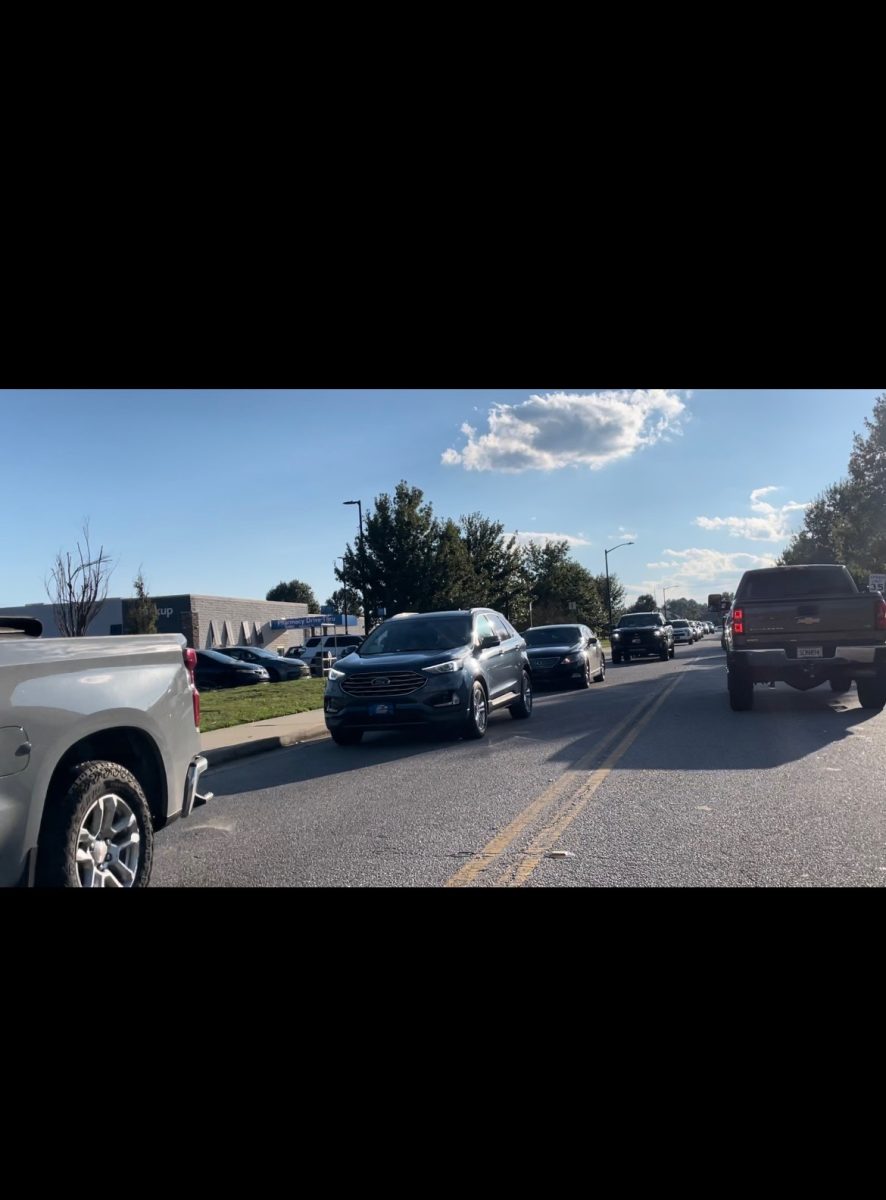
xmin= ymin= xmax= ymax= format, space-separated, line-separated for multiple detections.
xmin=1 ymin=616 xmax=210 ymax=888
xmin=295 ymin=635 xmax=364 ymax=673
xmin=610 ymin=612 xmax=675 ymax=663
xmin=194 ymin=649 xmax=270 ymax=690
xmin=523 ymin=624 xmax=606 ymax=688
xmin=324 ymin=609 xmax=532 ymax=744
xmin=220 ymin=645 xmax=311 ymax=681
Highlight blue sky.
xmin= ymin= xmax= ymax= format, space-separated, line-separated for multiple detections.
xmin=1 ymin=389 xmax=881 ymax=609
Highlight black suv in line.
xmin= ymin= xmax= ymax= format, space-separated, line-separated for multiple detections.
xmin=610 ymin=612 xmax=675 ymax=663
xmin=323 ymin=609 xmax=532 ymax=745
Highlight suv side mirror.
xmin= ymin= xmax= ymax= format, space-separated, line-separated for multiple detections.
xmin=479 ymin=634 xmax=501 ymax=650
xmin=588 ymin=637 xmax=598 ymax=646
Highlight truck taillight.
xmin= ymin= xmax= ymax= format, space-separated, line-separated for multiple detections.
xmin=733 ymin=608 xmax=744 ymax=635
xmin=877 ymin=597 xmax=886 ymax=631
xmin=183 ymin=648 xmax=200 ymax=726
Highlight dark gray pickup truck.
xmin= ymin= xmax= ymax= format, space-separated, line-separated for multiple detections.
xmin=719 ymin=565 xmax=886 ymax=712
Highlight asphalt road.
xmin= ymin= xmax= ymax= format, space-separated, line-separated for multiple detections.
xmin=153 ymin=640 xmax=886 ymax=887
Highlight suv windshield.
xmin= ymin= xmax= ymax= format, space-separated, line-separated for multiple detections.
xmin=525 ymin=627 xmax=582 ymax=646
xmin=617 ymin=614 xmax=662 ymax=628
xmin=360 ymin=615 xmax=473 ymax=655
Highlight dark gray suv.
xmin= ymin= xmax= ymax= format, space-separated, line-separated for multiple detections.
xmin=323 ymin=609 xmax=532 ymax=745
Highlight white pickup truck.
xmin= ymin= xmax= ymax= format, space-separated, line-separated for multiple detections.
xmin=0 ymin=616 xmax=211 ymax=887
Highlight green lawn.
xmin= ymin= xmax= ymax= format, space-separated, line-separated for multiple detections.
xmin=200 ymin=678 xmax=327 ymax=733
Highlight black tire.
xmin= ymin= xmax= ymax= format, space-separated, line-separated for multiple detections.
xmin=594 ymin=656 xmax=606 ymax=684
xmin=36 ymin=760 xmax=154 ymax=888
xmin=577 ymin=659 xmax=592 ymax=689
xmin=857 ymin=678 xmax=886 ymax=711
xmin=829 ymin=676 xmax=852 ymax=693
xmin=611 ymin=652 xmax=622 ymax=665
xmin=464 ymin=681 xmax=489 ymax=738
xmin=331 ymin=728 xmax=363 ymax=745
xmin=728 ymin=670 xmax=754 ymax=712
xmin=510 ymin=671 xmax=533 ymax=719
xmin=659 ymin=645 xmax=669 ymax=661
xmin=669 ymin=643 xmax=675 ymax=659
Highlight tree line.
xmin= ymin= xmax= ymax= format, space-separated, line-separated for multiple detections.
xmin=316 ymin=481 xmax=627 ymax=633
xmin=780 ymin=394 xmax=886 ymax=584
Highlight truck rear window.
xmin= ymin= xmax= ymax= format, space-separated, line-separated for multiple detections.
xmin=739 ymin=567 xmax=857 ymax=601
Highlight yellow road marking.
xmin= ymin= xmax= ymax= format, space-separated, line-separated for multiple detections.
xmin=495 ymin=674 xmax=684 ymax=887
xmin=444 ymin=679 xmax=680 ymax=888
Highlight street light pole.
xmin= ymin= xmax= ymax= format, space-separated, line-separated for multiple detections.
xmin=334 ymin=557 xmax=347 ymax=638
xmin=604 ymin=541 xmax=634 ymax=637
xmin=344 ymin=499 xmax=370 ymax=634
xmin=662 ymin=585 xmax=674 ymax=622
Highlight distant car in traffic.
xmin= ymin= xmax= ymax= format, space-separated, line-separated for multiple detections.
xmin=523 ymin=624 xmax=605 ymax=688
xmin=220 ymin=646 xmax=311 ymax=681
xmin=610 ymin=612 xmax=674 ymax=663
xmin=194 ymin=649 xmax=270 ymax=690
xmin=671 ymin=619 xmax=695 ymax=646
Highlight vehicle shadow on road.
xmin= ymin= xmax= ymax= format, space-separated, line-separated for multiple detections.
xmin=548 ymin=665 xmax=882 ymax=776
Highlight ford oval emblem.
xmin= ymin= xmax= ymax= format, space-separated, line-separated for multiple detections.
xmin=372 ymin=677 xmax=390 ymax=686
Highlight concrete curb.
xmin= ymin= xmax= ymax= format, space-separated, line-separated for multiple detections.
xmin=203 ymin=724 xmax=330 ymax=767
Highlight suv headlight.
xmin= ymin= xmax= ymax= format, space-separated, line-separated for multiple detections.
xmin=423 ymin=659 xmax=465 ymax=675
xmin=328 ymin=667 xmax=346 ymax=681
xmin=612 ymin=632 xmax=621 ymax=640
xmin=654 ymin=629 xmax=663 ymax=637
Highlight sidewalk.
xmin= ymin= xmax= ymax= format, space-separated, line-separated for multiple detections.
xmin=201 ymin=708 xmax=329 ymax=766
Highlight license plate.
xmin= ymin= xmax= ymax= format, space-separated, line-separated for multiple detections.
xmin=797 ymin=647 xmax=823 ymax=659
xmin=369 ymin=703 xmax=394 ymax=716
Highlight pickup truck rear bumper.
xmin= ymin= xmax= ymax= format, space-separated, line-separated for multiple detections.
xmin=182 ymin=754 xmax=212 ymax=818
xmin=729 ymin=645 xmax=886 ymax=683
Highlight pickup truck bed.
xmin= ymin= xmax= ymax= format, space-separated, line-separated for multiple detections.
xmin=724 ymin=566 xmax=886 ymax=711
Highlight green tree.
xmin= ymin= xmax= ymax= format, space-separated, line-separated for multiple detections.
xmin=627 ymin=593 xmax=658 ymax=613
xmin=126 ymin=570 xmax=158 ymax=634
xmin=458 ymin=513 xmax=523 ymax=615
xmin=595 ymin=572 xmax=626 ymax=625
xmin=521 ymin=540 xmax=606 ymax=630
xmin=266 ymin=579 xmax=319 ymax=608
xmin=781 ymin=394 xmax=886 ymax=583
xmin=324 ymin=587 xmax=362 ymax=618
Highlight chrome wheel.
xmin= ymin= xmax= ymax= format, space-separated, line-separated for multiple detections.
xmin=472 ymin=684 xmax=488 ymax=733
xmin=75 ymin=792 xmax=141 ymax=888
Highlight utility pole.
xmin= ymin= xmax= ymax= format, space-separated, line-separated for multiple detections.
xmin=604 ymin=541 xmax=634 ymax=637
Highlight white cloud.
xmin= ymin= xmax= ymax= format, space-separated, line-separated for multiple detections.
xmin=607 ymin=526 xmax=637 ymax=542
xmin=645 ymin=547 xmax=778 ymax=594
xmin=441 ymin=389 xmax=686 ymax=472
xmin=695 ymin=486 xmax=810 ymax=542
xmin=512 ymin=531 xmax=593 ymax=548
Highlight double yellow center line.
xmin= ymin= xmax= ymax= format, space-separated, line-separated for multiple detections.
xmin=445 ymin=674 xmax=683 ymax=887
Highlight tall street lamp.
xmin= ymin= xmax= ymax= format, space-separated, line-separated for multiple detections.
xmin=604 ymin=541 xmax=634 ymax=636
xmin=334 ymin=557 xmax=348 ymax=636
xmin=662 ymin=584 xmax=675 ymax=622
xmin=343 ymin=499 xmax=370 ymax=634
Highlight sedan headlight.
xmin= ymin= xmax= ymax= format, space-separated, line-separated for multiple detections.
xmin=327 ymin=667 xmax=346 ymax=681
xmin=560 ymin=655 xmax=576 ymax=664
xmin=423 ymin=659 xmax=465 ymax=675
xmin=612 ymin=632 xmax=621 ymax=640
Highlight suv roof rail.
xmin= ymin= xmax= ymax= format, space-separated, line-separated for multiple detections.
xmin=0 ymin=616 xmax=43 ymax=637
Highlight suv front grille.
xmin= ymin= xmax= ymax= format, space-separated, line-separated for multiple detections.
xmin=341 ymin=671 xmax=428 ymax=697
